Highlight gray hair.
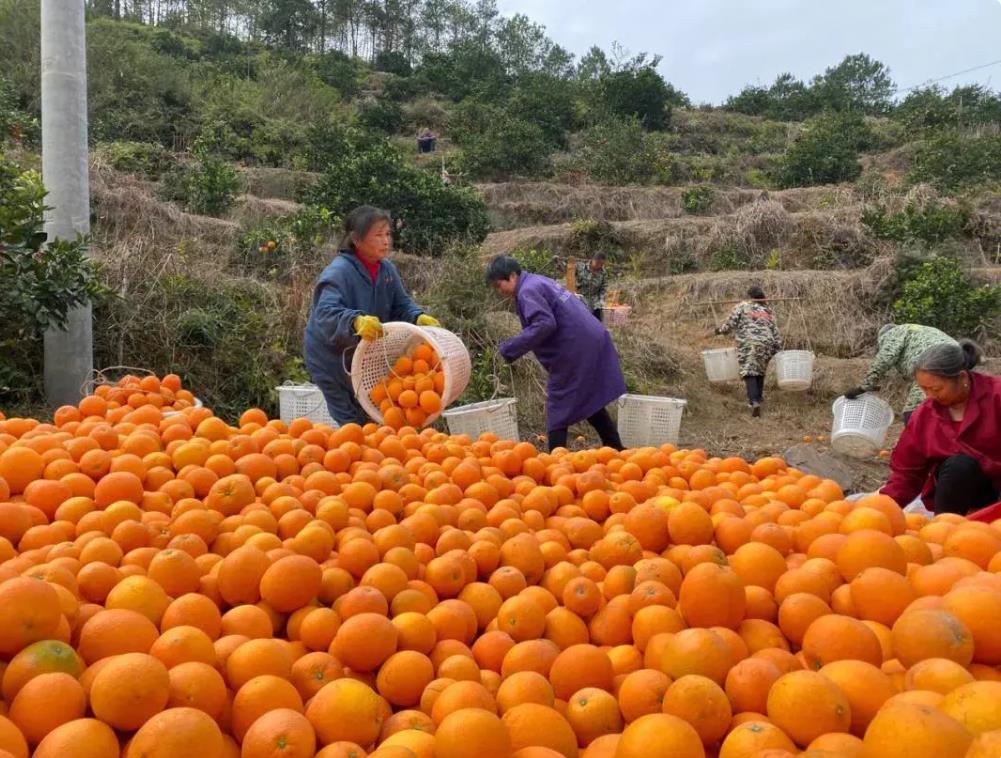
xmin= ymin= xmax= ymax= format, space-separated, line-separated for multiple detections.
xmin=878 ymin=323 xmax=895 ymax=341
xmin=914 ymin=339 xmax=984 ymax=378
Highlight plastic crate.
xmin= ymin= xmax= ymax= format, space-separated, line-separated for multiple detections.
xmin=602 ymin=306 xmax=632 ymax=327
xmin=443 ymin=398 xmax=519 ymax=441
xmin=617 ymin=394 xmax=687 ymax=448
xmin=276 ymin=383 xmax=338 ymax=427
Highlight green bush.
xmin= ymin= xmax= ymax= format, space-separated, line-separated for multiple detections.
xmin=0 ymin=75 xmax=38 ymax=145
xmin=598 ymin=66 xmax=674 ymax=130
xmin=569 ymin=119 xmax=665 ymax=185
xmin=910 ymin=129 xmax=1001 ymax=192
xmin=710 ymin=242 xmax=752 ymax=271
xmin=357 ymin=98 xmax=406 ymax=134
xmin=512 ymin=247 xmax=560 ymax=279
xmin=892 ymin=255 xmax=1000 ymax=336
xmin=458 ymin=117 xmax=552 ymax=180
xmin=96 ymin=141 xmax=176 ymax=178
xmin=304 ymin=137 xmax=489 ymax=255
xmin=862 ymin=200 xmax=968 ymax=245
xmin=0 ymin=153 xmax=103 ymax=405
xmin=161 ymin=155 xmax=242 ymax=217
xmin=569 ymin=218 xmax=620 ymax=257
xmin=681 ymin=185 xmax=716 ymax=215
xmin=234 ymin=206 xmax=338 ymax=280
xmin=778 ymin=111 xmax=873 ymax=188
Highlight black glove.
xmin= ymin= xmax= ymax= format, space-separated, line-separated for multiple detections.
xmin=844 ymin=387 xmax=865 ymax=400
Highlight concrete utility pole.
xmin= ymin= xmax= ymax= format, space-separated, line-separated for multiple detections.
xmin=41 ymin=0 xmax=93 ymax=408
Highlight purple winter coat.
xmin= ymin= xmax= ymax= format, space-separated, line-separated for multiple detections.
xmin=499 ymin=273 xmax=627 ymax=431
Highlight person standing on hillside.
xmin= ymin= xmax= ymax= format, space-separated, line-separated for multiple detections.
xmin=844 ymin=323 xmax=958 ymax=425
xmin=304 ymin=205 xmax=440 ymax=425
xmin=575 ymin=252 xmax=609 ymax=321
xmin=486 ymin=255 xmax=626 ymax=452
xmin=714 ymin=286 xmax=783 ymax=417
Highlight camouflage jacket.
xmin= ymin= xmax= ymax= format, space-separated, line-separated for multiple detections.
xmin=717 ymin=301 xmax=783 ymax=377
xmin=861 ymin=324 xmax=957 ymax=412
xmin=575 ymin=261 xmax=608 ymax=311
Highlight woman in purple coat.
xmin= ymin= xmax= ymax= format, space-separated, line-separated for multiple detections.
xmin=486 ymin=255 xmax=626 ymax=452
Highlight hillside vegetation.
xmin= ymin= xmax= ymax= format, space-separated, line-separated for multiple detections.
xmin=1 ymin=0 xmax=1000 ymax=465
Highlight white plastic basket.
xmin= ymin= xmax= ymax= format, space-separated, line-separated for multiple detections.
xmin=162 ymin=397 xmax=203 ymax=418
xmin=617 ymin=394 xmax=687 ymax=448
xmin=443 ymin=398 xmax=519 ymax=441
xmin=831 ymin=394 xmax=894 ymax=458
xmin=602 ymin=306 xmax=632 ymax=327
xmin=276 ymin=383 xmax=338 ymax=427
xmin=351 ymin=323 xmax=472 ymax=427
xmin=775 ymin=350 xmax=815 ymax=391
xmin=703 ymin=348 xmax=741 ymax=383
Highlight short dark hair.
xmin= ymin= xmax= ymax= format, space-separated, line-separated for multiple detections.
xmin=341 ymin=205 xmax=392 ymax=250
xmin=485 ymin=255 xmax=522 ymax=283
xmin=747 ymin=285 xmax=766 ymax=301
xmin=592 ymin=252 xmax=607 ymax=261
xmin=915 ymin=339 xmax=984 ymax=378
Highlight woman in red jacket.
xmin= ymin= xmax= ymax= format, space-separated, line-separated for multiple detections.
xmin=881 ymin=340 xmax=1001 ymax=515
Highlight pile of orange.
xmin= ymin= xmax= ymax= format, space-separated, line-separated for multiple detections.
xmin=368 ymin=343 xmax=444 ymax=432
xmin=1 ymin=374 xmax=1000 ymax=758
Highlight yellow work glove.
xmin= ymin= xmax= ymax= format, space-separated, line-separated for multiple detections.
xmin=354 ymin=315 xmax=383 ymax=341
xmin=416 ymin=314 xmax=441 ymax=327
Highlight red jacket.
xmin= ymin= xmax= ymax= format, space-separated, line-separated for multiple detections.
xmin=882 ymin=372 xmax=1001 ymax=506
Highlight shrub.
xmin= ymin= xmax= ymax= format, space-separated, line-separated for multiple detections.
xmin=710 ymin=242 xmax=752 ymax=271
xmin=0 ymin=154 xmax=103 ymax=405
xmin=234 ymin=206 xmax=338 ymax=280
xmin=357 ymin=98 xmax=406 ymax=134
xmin=512 ymin=248 xmax=561 ymax=279
xmin=0 ymin=75 xmax=38 ymax=145
xmin=778 ymin=111 xmax=873 ymax=188
xmin=862 ymin=199 xmax=968 ymax=245
xmin=96 ymin=141 xmax=176 ymax=179
xmin=909 ymin=129 xmax=1001 ymax=192
xmin=161 ymin=154 xmax=242 ymax=217
xmin=569 ymin=218 xmax=621 ymax=257
xmin=305 ymin=137 xmax=489 ymax=255
xmin=598 ymin=66 xmax=674 ymax=130
xmin=681 ymin=185 xmax=716 ymax=215
xmin=892 ymin=255 xmax=1000 ymax=337
xmin=458 ymin=117 xmax=552 ymax=180
xmin=569 ymin=119 xmax=665 ymax=185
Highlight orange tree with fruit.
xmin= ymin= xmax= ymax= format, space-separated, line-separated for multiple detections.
xmin=0 ymin=373 xmax=1000 ymax=758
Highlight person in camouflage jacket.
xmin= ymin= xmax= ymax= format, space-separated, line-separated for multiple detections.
xmin=845 ymin=323 xmax=958 ymax=423
xmin=715 ymin=286 xmax=782 ymax=416
xmin=575 ymin=253 xmax=608 ymax=320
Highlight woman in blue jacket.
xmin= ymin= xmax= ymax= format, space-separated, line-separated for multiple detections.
xmin=304 ymin=206 xmax=439 ymax=425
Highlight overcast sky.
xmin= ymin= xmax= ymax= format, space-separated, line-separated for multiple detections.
xmin=494 ymin=0 xmax=1001 ymax=104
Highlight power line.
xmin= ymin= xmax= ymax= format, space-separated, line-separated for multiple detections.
xmin=900 ymin=58 xmax=1001 ymax=93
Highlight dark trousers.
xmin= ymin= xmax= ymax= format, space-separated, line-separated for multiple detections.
xmin=549 ymin=408 xmax=623 ymax=452
xmin=592 ymin=308 xmax=603 ymax=322
xmin=934 ymin=454 xmax=998 ymax=516
xmin=744 ymin=375 xmax=764 ymax=405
